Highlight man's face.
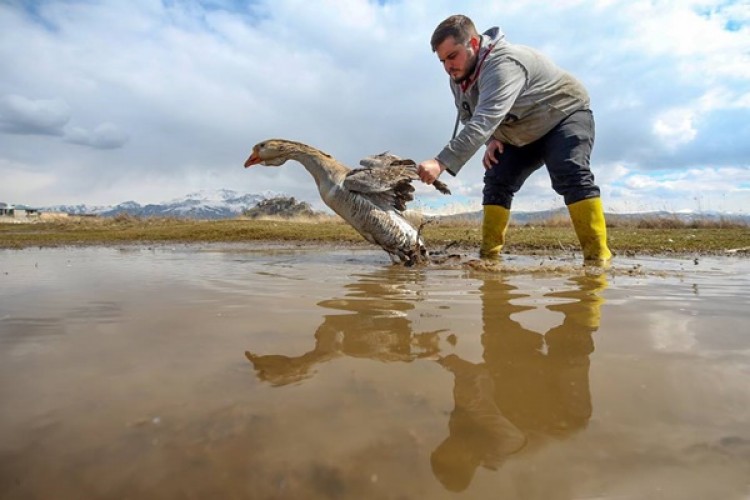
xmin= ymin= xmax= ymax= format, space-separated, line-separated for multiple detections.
xmin=436 ymin=35 xmax=478 ymax=84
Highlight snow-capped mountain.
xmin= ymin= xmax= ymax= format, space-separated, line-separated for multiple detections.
xmin=43 ymin=189 xmax=280 ymax=219
xmin=35 ymin=190 xmax=750 ymax=223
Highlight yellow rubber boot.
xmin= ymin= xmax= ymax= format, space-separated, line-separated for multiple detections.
xmin=480 ymin=205 xmax=510 ymax=259
xmin=567 ymin=198 xmax=613 ymax=265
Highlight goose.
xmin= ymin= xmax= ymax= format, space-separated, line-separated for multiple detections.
xmin=244 ymin=139 xmax=450 ymax=265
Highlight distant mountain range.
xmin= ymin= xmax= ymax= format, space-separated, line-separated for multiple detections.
xmin=42 ymin=189 xmax=278 ymax=220
xmin=36 ymin=189 xmax=750 ymax=224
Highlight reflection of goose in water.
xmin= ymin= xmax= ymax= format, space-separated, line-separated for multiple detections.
xmin=245 ymin=267 xmax=445 ymax=386
xmin=431 ymin=273 xmax=607 ymax=492
xmin=244 ymin=139 xmax=450 ymax=265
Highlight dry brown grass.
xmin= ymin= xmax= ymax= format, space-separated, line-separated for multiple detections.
xmin=236 ymin=213 xmax=342 ymax=224
xmin=624 ymin=215 xmax=747 ymax=229
xmin=1 ymin=213 xmax=748 ymax=255
xmin=517 ymin=212 xmax=572 ymax=228
xmin=433 ymin=212 xmax=748 ymax=229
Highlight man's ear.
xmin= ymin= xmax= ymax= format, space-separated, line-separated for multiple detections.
xmin=470 ymin=36 xmax=480 ymax=51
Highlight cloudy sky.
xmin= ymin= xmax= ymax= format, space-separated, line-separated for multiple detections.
xmin=1 ymin=0 xmax=749 ymax=214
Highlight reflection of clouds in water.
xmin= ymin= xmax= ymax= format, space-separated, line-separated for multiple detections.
xmin=1 ymin=300 xmax=123 ymax=356
xmin=245 ymin=267 xmax=444 ymax=386
xmin=621 ymin=276 xmax=750 ymax=354
xmin=66 ymin=301 xmax=123 ymax=324
xmin=1 ymin=317 xmax=64 ymax=357
xmin=650 ymin=313 xmax=699 ymax=352
xmin=431 ymin=273 xmax=607 ymax=492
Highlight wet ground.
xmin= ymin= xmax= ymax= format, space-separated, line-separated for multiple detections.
xmin=1 ymin=245 xmax=749 ymax=499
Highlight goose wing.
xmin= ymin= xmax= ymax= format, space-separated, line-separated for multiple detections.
xmin=358 ymin=151 xmax=403 ymax=169
xmin=358 ymin=153 xmax=451 ymax=195
xmin=343 ymin=166 xmax=416 ymax=211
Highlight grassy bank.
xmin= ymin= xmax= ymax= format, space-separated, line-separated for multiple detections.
xmin=1 ymin=215 xmax=748 ymax=256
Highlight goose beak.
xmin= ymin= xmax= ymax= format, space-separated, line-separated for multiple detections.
xmin=244 ymin=151 xmax=261 ymax=168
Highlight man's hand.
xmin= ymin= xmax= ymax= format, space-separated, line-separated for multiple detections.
xmin=482 ymin=139 xmax=504 ymax=169
xmin=417 ymin=159 xmax=446 ymax=185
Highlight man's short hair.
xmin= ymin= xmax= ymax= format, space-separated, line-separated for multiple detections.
xmin=430 ymin=15 xmax=479 ymax=52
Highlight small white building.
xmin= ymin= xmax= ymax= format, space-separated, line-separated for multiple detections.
xmin=0 ymin=202 xmax=41 ymax=220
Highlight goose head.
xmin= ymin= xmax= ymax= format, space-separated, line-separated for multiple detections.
xmin=244 ymin=139 xmax=297 ymax=168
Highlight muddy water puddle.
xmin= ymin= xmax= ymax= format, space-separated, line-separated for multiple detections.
xmin=1 ymin=245 xmax=749 ymax=499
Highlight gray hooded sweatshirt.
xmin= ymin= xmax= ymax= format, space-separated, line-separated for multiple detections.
xmin=436 ymin=27 xmax=590 ymax=176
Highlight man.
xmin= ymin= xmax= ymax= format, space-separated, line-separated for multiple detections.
xmin=417 ymin=15 xmax=612 ymax=264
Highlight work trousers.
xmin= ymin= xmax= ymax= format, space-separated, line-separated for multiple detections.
xmin=483 ymin=109 xmax=600 ymax=209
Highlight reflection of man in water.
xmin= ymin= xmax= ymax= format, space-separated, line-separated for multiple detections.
xmin=431 ymin=274 xmax=606 ymax=492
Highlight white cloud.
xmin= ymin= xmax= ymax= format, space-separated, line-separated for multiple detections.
xmin=610 ymin=166 xmax=750 ymax=213
xmin=652 ymin=108 xmax=697 ymax=149
xmin=0 ymin=158 xmax=57 ymax=203
xmin=0 ymin=94 xmax=70 ymax=135
xmin=0 ymin=93 xmax=129 ymax=149
xmin=64 ymin=122 xmax=129 ymax=149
